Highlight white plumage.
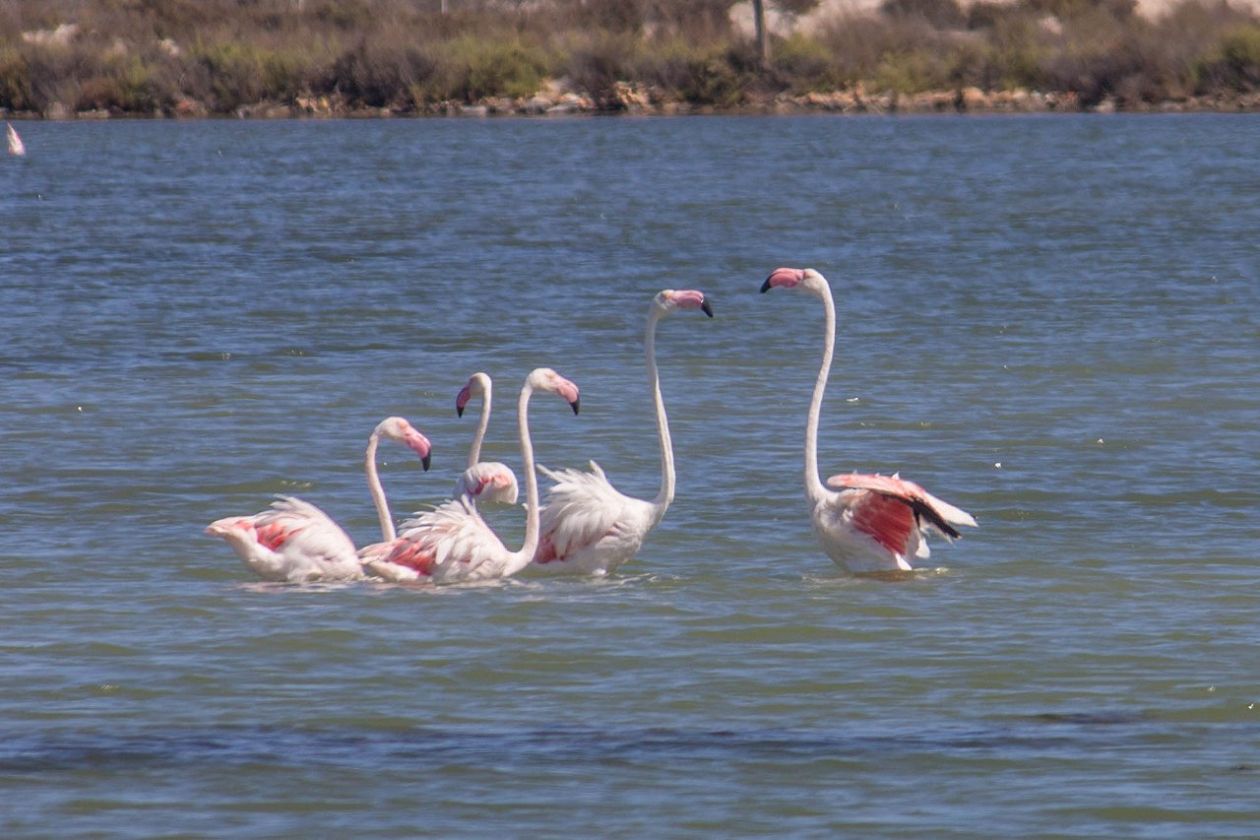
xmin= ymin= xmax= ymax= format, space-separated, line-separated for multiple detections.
xmin=206 ymin=496 xmax=362 ymax=583
xmin=530 ymin=288 xmax=712 ymax=576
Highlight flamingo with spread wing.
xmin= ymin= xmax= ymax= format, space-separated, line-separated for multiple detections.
xmin=760 ymin=267 xmax=976 ymax=573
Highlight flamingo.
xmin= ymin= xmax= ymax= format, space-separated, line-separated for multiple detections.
xmin=364 ymin=368 xmax=580 ymax=584
xmin=531 ymin=288 xmax=713 ymax=576
xmin=760 ymin=267 xmax=976 ymax=573
xmin=452 ymin=372 xmax=519 ymax=505
xmin=207 ymin=417 xmax=432 ymax=582
xmin=6 ymin=122 xmax=24 ymax=157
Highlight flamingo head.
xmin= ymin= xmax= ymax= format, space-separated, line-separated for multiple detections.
xmin=653 ymin=289 xmax=714 ymax=318
xmin=760 ymin=267 xmax=827 ymax=297
xmin=375 ymin=416 xmax=432 ymax=471
xmin=527 ymin=367 xmax=581 ymax=415
xmin=456 ymin=371 xmax=491 ymax=418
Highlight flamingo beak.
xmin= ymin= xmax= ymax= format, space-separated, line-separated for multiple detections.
xmin=570 ymin=397 xmax=580 ymax=415
xmin=701 ymin=298 xmax=714 ymax=317
xmin=759 ymin=277 xmax=773 ymax=293
xmin=456 ymin=385 xmax=472 ymax=418
xmin=456 ymin=404 xmax=464 ymax=418
xmin=422 ymin=453 xmax=431 ymax=471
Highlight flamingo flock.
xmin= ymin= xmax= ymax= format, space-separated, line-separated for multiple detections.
xmin=207 ymin=273 xmax=976 ymax=583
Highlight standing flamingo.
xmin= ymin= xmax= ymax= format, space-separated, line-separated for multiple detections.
xmin=531 ymin=289 xmax=713 ymax=576
xmin=364 ymin=368 xmax=579 ymax=584
xmin=452 ymin=372 xmax=519 ymax=505
xmin=760 ymin=267 xmax=975 ymax=572
xmin=207 ymin=417 xmax=432 ymax=582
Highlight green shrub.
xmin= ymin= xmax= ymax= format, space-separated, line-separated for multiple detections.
xmin=633 ymin=38 xmax=750 ymax=106
xmin=411 ymin=36 xmax=550 ymax=104
xmin=1197 ymin=23 xmax=1260 ymax=90
xmin=771 ymin=33 xmax=846 ymax=91
xmin=330 ymin=40 xmax=432 ymax=108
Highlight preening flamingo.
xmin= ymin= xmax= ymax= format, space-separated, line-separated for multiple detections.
xmin=364 ymin=368 xmax=580 ymax=584
xmin=207 ymin=417 xmax=432 ymax=582
xmin=453 ymin=372 xmax=519 ymax=505
xmin=531 ymin=289 xmax=713 ymax=576
xmin=761 ymin=267 xmax=976 ymax=573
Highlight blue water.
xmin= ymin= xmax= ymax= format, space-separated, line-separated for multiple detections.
xmin=1 ymin=114 xmax=1258 ymax=837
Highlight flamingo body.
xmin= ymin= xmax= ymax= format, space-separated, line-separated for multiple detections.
xmin=531 ymin=289 xmax=712 ymax=576
xmin=206 ymin=496 xmax=362 ymax=582
xmin=762 ymin=267 xmax=976 ymax=573
xmin=532 ymin=461 xmax=657 ymax=575
xmin=368 ymin=497 xmax=521 ymax=583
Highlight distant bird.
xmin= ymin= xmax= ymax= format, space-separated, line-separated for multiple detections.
xmin=7 ymin=122 xmax=25 ymax=157
xmin=760 ymin=267 xmax=976 ymax=573
xmin=208 ymin=417 xmax=432 ymax=582
xmin=453 ymin=372 xmax=519 ymax=505
xmin=364 ymin=368 xmax=579 ymax=584
xmin=531 ymin=289 xmax=713 ymax=576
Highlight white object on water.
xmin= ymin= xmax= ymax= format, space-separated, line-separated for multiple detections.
xmin=7 ymin=122 xmax=25 ymax=156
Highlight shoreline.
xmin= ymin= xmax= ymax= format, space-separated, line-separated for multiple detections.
xmin=6 ymin=86 xmax=1260 ymax=121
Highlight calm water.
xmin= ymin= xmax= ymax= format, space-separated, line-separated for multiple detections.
xmin=1 ymin=114 xmax=1258 ymax=837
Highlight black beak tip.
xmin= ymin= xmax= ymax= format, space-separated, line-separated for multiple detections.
xmin=701 ymin=299 xmax=714 ymax=318
xmin=759 ymin=278 xmax=772 ymax=293
xmin=570 ymin=398 xmax=580 ymax=416
xmin=422 ymin=454 xmax=432 ymax=471
xmin=456 ymin=405 xmax=464 ymax=418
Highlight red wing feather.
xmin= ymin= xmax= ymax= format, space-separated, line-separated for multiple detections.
xmin=828 ymin=473 xmax=965 ymax=540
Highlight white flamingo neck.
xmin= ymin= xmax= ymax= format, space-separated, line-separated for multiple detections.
xmin=365 ymin=432 xmax=395 ymax=542
xmin=505 ymin=381 xmax=540 ymax=576
xmin=646 ymin=307 xmax=675 ymax=520
xmin=804 ymin=283 xmax=835 ymax=504
xmin=468 ymin=381 xmax=491 ymax=469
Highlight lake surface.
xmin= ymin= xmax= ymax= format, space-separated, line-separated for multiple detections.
xmin=1 ymin=113 xmax=1258 ymax=837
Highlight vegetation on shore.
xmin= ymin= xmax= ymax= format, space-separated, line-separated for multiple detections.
xmin=2 ymin=0 xmax=1259 ymax=118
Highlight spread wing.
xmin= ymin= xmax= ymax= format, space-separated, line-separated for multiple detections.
xmin=826 ymin=473 xmax=977 ymax=540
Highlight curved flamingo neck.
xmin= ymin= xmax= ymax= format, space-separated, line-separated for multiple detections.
xmin=365 ymin=431 xmax=395 ymax=542
xmin=646 ymin=306 xmax=675 ymax=520
xmin=504 ymin=380 xmax=540 ymax=576
xmin=804 ymin=283 xmax=835 ymax=504
xmin=468 ymin=380 xmax=491 ymax=469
